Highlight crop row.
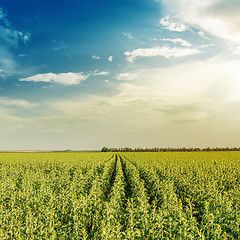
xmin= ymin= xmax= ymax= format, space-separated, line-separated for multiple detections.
xmin=124 ymin=152 xmax=240 ymax=239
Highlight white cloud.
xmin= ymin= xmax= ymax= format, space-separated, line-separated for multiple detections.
xmin=160 ymin=38 xmax=192 ymax=47
xmin=19 ymin=72 xmax=89 ymax=85
xmin=115 ymin=72 xmax=138 ymax=81
xmin=159 ymin=15 xmax=190 ymax=32
xmin=19 ymin=32 xmax=31 ymax=44
xmin=0 ymin=69 xmax=4 ymax=77
xmin=197 ymin=31 xmax=209 ymax=40
xmin=92 ymin=55 xmax=100 ymax=60
xmin=94 ymin=71 xmax=110 ymax=76
xmin=0 ymin=97 xmax=36 ymax=108
xmin=108 ymin=56 xmax=113 ymax=62
xmin=198 ymin=44 xmax=215 ymax=49
xmin=122 ymin=32 xmax=134 ymax=39
xmin=161 ymin=0 xmax=240 ymax=42
xmin=124 ymin=46 xmax=200 ymax=62
xmin=104 ymin=80 xmax=109 ymax=83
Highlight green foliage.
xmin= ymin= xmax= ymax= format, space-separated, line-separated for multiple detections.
xmin=0 ymin=152 xmax=239 ymax=239
xmin=101 ymin=147 xmax=240 ymax=152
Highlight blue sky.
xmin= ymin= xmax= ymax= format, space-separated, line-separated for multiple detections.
xmin=1 ymin=0 xmax=240 ymax=150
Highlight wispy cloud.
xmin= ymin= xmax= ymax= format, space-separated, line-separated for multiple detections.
xmin=115 ymin=72 xmax=138 ymax=81
xmin=159 ymin=15 xmax=190 ymax=32
xmin=0 ymin=8 xmax=31 ymax=47
xmin=152 ymin=38 xmax=192 ymax=47
xmin=122 ymin=32 xmax=134 ymax=39
xmin=0 ymin=8 xmax=31 ymax=75
xmin=0 ymin=50 xmax=17 ymax=74
xmin=198 ymin=44 xmax=214 ymax=49
xmin=94 ymin=71 xmax=110 ymax=76
xmin=19 ymin=72 xmax=89 ymax=85
xmin=228 ymin=46 xmax=240 ymax=55
xmin=18 ymin=54 xmax=26 ymax=57
xmin=161 ymin=0 xmax=240 ymax=42
xmin=92 ymin=55 xmax=100 ymax=60
xmin=197 ymin=31 xmax=208 ymax=40
xmin=0 ymin=97 xmax=37 ymax=108
xmin=52 ymin=40 xmax=69 ymax=51
xmin=0 ymin=69 xmax=4 ymax=77
xmin=125 ymin=46 xmax=200 ymax=62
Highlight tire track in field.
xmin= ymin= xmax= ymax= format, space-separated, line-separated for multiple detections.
xmin=173 ymin=181 xmax=203 ymax=225
xmin=119 ymin=154 xmax=153 ymax=238
xmin=121 ymin=155 xmax=154 ymax=207
xmin=104 ymin=154 xmax=117 ymax=201
xmin=167 ymin=169 xmax=205 ymax=227
xmin=99 ymin=155 xmax=128 ymax=239
xmin=118 ymin=154 xmax=134 ymax=234
xmin=119 ymin=154 xmax=132 ymax=200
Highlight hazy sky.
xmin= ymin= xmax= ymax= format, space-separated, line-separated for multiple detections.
xmin=1 ymin=0 xmax=240 ymax=150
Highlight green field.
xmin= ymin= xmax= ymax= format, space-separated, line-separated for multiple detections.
xmin=0 ymin=152 xmax=239 ymax=239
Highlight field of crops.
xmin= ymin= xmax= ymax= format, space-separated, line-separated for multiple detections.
xmin=0 ymin=152 xmax=239 ymax=239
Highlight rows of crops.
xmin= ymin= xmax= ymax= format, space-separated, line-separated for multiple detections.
xmin=0 ymin=152 xmax=239 ymax=239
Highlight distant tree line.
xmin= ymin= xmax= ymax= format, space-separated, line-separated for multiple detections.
xmin=101 ymin=147 xmax=240 ymax=152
